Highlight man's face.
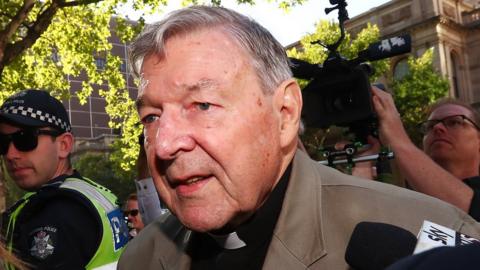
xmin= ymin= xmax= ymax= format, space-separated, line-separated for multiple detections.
xmin=422 ymin=104 xmax=480 ymax=167
xmin=137 ymin=29 xmax=286 ymax=232
xmin=0 ymin=122 xmax=61 ymax=190
xmin=126 ymin=199 xmax=144 ymax=231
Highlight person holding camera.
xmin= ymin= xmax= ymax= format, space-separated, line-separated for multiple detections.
xmin=118 ymin=6 xmax=480 ymax=269
xmin=371 ymin=86 xmax=480 ymax=221
xmin=0 ymin=89 xmax=128 ymax=269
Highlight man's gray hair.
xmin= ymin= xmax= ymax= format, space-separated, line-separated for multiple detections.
xmin=129 ymin=5 xmax=292 ymax=94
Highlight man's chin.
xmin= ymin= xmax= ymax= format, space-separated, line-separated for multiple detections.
xmin=178 ymin=211 xmax=230 ymax=233
xmin=15 ymin=179 xmax=40 ymax=191
xmin=182 ymin=219 xmax=226 ymax=233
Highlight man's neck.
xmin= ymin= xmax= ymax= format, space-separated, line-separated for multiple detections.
xmin=52 ymin=160 xmax=73 ymax=179
xmin=437 ymin=159 xmax=479 ymax=180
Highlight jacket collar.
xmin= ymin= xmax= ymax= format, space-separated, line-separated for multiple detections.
xmin=267 ymin=150 xmax=327 ymax=266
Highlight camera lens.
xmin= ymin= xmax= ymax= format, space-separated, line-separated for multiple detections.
xmin=332 ymin=92 xmax=354 ymax=111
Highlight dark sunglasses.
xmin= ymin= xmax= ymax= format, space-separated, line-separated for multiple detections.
xmin=0 ymin=129 xmax=63 ymax=155
xmin=124 ymin=209 xmax=139 ymax=217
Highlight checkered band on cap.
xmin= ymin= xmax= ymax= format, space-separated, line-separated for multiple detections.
xmin=1 ymin=105 xmax=71 ymax=132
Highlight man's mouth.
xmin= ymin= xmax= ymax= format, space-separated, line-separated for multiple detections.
xmin=431 ymin=138 xmax=451 ymax=145
xmin=173 ymin=175 xmax=212 ymax=196
xmin=10 ymin=166 xmax=30 ymax=173
xmin=185 ymin=176 xmax=206 ymax=185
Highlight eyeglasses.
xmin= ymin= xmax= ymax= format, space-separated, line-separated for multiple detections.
xmin=0 ymin=129 xmax=63 ymax=155
xmin=418 ymin=115 xmax=480 ymax=135
xmin=124 ymin=209 xmax=139 ymax=217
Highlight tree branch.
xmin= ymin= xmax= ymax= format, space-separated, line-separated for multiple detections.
xmin=0 ymin=0 xmax=36 ymax=62
xmin=1 ymin=0 xmax=103 ymax=70
xmin=59 ymin=0 xmax=104 ymax=8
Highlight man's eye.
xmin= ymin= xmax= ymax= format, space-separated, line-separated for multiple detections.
xmin=445 ymin=118 xmax=462 ymax=126
xmin=141 ymin=114 xmax=159 ymax=124
xmin=197 ymin=102 xmax=211 ymax=111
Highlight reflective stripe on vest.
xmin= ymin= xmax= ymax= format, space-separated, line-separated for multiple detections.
xmin=4 ymin=193 xmax=35 ymax=270
xmin=5 ymin=178 xmax=128 ymax=270
xmin=60 ymin=177 xmax=128 ymax=270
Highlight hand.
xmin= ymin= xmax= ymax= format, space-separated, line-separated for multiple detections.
xmin=334 ymin=136 xmax=381 ymax=180
xmin=371 ymin=86 xmax=411 ymax=147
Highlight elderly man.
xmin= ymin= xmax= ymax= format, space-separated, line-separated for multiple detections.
xmin=372 ymin=88 xmax=480 ymax=221
xmin=0 ymin=89 xmax=128 ymax=269
xmin=119 ymin=6 xmax=480 ymax=270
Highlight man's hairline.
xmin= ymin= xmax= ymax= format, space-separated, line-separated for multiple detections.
xmin=133 ymin=25 xmax=279 ymax=98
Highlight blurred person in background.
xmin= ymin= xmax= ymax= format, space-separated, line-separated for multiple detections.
xmin=134 ymin=134 xmax=166 ymax=226
xmin=370 ymin=87 xmax=480 ymax=221
xmin=124 ymin=193 xmax=145 ymax=238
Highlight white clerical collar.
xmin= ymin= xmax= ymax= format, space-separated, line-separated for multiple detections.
xmin=208 ymin=231 xmax=247 ymax=250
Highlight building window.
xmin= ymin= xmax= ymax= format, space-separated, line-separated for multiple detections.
xmin=450 ymin=51 xmax=460 ymax=98
xmin=120 ymin=61 xmax=127 ymax=73
xmin=393 ymin=58 xmax=409 ymax=80
xmin=95 ymin=57 xmax=106 ymax=70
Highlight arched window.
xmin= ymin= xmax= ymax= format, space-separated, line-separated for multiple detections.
xmin=393 ymin=58 xmax=409 ymax=80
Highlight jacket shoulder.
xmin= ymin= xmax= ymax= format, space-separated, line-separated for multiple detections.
xmin=295 ymin=151 xmax=480 ymax=236
xmin=119 ymin=212 xmax=191 ymax=270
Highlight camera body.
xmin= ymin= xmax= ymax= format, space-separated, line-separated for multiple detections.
xmin=291 ymin=0 xmax=410 ymax=143
xmin=301 ymin=60 xmax=375 ymax=142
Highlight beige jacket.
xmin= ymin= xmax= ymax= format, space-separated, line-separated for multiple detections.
xmin=118 ymin=150 xmax=480 ymax=269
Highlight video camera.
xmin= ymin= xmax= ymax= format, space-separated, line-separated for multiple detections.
xmin=290 ymin=0 xmax=411 ymax=144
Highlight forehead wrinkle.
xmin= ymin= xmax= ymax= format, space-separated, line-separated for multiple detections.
xmin=179 ymin=78 xmax=219 ymax=93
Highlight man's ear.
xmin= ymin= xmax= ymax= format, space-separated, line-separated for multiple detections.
xmin=56 ymin=132 xmax=74 ymax=159
xmin=274 ymin=78 xmax=303 ymax=149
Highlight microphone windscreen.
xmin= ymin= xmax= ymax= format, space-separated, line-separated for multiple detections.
xmin=359 ymin=35 xmax=411 ymax=61
xmin=345 ymin=222 xmax=417 ymax=270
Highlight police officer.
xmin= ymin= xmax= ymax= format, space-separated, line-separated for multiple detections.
xmin=0 ymin=89 xmax=128 ymax=270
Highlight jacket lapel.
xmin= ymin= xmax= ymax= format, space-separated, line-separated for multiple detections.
xmin=263 ymin=150 xmax=327 ymax=268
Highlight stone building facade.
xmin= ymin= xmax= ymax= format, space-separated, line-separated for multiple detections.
xmin=344 ymin=0 xmax=480 ymax=105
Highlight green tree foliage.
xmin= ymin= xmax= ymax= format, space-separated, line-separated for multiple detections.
xmin=73 ymin=152 xmax=136 ymax=203
xmin=0 ymin=0 xmax=305 ymax=175
xmin=391 ymin=48 xmax=449 ymax=145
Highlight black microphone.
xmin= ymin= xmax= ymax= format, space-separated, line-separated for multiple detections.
xmin=345 ymin=222 xmax=417 ymax=270
xmin=357 ymin=34 xmax=411 ymax=62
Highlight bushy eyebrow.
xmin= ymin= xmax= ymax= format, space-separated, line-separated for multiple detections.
xmin=182 ymin=78 xmax=219 ymax=93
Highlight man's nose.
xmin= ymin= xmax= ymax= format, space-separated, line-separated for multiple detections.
xmin=151 ymin=113 xmax=196 ymax=160
xmin=431 ymin=121 xmax=448 ymax=133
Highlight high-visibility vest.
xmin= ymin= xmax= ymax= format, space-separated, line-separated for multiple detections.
xmin=5 ymin=177 xmax=129 ymax=270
